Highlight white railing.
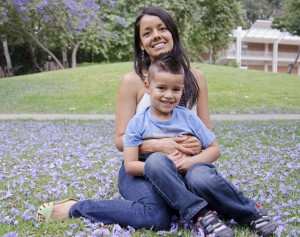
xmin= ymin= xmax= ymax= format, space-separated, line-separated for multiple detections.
xmin=219 ymin=50 xmax=299 ymax=61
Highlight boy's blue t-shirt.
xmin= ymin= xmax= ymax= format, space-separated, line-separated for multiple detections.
xmin=123 ymin=106 xmax=215 ymax=149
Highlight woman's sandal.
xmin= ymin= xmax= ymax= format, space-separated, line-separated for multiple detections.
xmin=36 ymin=198 xmax=79 ymax=223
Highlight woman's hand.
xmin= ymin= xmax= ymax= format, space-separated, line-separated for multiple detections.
xmin=140 ymin=136 xmax=202 ymax=156
xmin=140 ymin=137 xmax=194 ymax=155
xmin=175 ymin=135 xmax=202 ymax=155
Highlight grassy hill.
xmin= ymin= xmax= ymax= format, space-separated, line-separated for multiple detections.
xmin=0 ymin=62 xmax=299 ymax=114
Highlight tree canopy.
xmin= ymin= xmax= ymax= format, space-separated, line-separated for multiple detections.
xmin=272 ymin=0 xmax=300 ymax=73
xmin=0 ymin=0 xmax=247 ymax=75
xmin=1 ymin=0 xmax=125 ymax=68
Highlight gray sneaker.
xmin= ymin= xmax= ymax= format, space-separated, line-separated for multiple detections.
xmin=196 ymin=210 xmax=235 ymax=237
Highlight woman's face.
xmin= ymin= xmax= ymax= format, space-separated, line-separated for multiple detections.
xmin=139 ymin=15 xmax=174 ymax=60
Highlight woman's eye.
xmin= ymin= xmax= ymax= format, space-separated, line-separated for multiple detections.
xmin=143 ymin=31 xmax=150 ymax=37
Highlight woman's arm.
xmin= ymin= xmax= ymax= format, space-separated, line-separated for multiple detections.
xmin=114 ymin=72 xmax=143 ymax=152
xmin=191 ymin=68 xmax=211 ymax=130
xmin=139 ymin=137 xmax=196 ymax=155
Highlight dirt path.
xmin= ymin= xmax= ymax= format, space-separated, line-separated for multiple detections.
xmin=1 ymin=114 xmax=300 ymax=120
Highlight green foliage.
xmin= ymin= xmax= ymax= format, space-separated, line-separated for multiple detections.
xmin=239 ymin=0 xmax=283 ymax=27
xmin=193 ymin=0 xmax=244 ymax=64
xmin=94 ymin=0 xmax=244 ymax=64
xmin=272 ymin=0 xmax=300 ymax=36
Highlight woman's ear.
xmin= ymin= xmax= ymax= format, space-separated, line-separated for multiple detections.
xmin=144 ymin=80 xmax=150 ymax=94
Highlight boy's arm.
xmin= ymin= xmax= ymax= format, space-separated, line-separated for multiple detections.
xmin=192 ymin=140 xmax=220 ymax=163
xmin=124 ymin=146 xmax=145 ymax=176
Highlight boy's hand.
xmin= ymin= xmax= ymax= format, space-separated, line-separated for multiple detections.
xmin=174 ymin=155 xmax=194 ymax=174
xmin=168 ymin=150 xmax=184 ymax=162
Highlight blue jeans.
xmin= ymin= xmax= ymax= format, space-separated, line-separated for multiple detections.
xmin=69 ymin=152 xmax=260 ymax=229
xmin=69 ymin=162 xmax=173 ymax=230
xmin=143 ymin=152 xmax=260 ymax=224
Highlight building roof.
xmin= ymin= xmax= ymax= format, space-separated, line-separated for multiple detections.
xmin=234 ymin=20 xmax=300 ymax=45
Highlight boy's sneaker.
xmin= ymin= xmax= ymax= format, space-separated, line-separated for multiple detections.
xmin=250 ymin=207 xmax=277 ymax=237
xmin=196 ymin=210 xmax=235 ymax=237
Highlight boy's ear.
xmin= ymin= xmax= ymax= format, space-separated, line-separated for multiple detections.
xmin=144 ymin=80 xmax=150 ymax=94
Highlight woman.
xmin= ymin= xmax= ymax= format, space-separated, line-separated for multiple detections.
xmin=36 ymin=7 xmax=276 ymax=237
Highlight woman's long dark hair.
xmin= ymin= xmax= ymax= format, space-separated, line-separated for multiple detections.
xmin=134 ymin=6 xmax=199 ymax=109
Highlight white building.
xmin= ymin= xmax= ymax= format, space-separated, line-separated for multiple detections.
xmin=217 ymin=20 xmax=300 ymax=75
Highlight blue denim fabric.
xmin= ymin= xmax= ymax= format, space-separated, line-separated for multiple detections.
xmin=144 ymin=152 xmax=208 ymax=223
xmin=69 ymin=152 xmax=260 ymax=229
xmin=144 ymin=152 xmax=260 ymax=224
xmin=69 ymin=163 xmax=173 ymax=230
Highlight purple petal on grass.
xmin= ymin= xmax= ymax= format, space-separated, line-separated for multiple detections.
xmin=2 ymin=231 xmax=18 ymax=237
xmin=66 ymin=230 xmax=73 ymax=236
xmin=91 ymin=229 xmax=110 ymax=236
xmin=1 ymin=216 xmax=12 ymax=224
xmin=75 ymin=232 xmax=86 ymax=237
xmin=22 ymin=210 xmax=33 ymax=221
xmin=70 ymin=223 xmax=79 ymax=229
xmin=274 ymin=225 xmax=284 ymax=236
xmin=0 ymin=191 xmax=13 ymax=201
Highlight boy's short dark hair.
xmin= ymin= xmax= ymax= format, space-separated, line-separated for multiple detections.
xmin=148 ymin=53 xmax=184 ymax=82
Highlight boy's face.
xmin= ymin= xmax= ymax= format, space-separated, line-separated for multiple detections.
xmin=145 ymin=71 xmax=184 ymax=119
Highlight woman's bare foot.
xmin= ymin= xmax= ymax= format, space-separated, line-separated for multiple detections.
xmin=51 ymin=200 xmax=77 ymax=221
xmin=36 ymin=198 xmax=78 ymax=222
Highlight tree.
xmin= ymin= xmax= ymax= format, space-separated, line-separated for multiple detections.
xmin=239 ymin=0 xmax=282 ymax=27
xmin=195 ymin=0 xmax=244 ymax=64
xmin=0 ymin=0 xmax=124 ymax=68
xmin=2 ymin=39 xmax=13 ymax=76
xmin=272 ymin=0 xmax=300 ymax=73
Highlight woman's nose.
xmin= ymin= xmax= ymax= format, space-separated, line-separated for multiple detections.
xmin=152 ymin=29 xmax=161 ymax=39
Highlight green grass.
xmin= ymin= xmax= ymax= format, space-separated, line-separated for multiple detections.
xmin=0 ymin=62 xmax=299 ymax=114
xmin=194 ymin=63 xmax=300 ymax=114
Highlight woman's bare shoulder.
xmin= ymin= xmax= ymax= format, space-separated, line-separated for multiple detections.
xmin=191 ymin=67 xmax=205 ymax=81
xmin=119 ymin=71 xmax=144 ymax=98
xmin=122 ymin=71 xmax=142 ymax=83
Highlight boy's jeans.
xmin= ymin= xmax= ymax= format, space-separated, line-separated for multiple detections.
xmin=144 ymin=152 xmax=259 ymax=224
xmin=70 ymin=152 xmax=259 ymax=229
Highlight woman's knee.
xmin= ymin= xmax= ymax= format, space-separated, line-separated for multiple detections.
xmin=139 ymin=208 xmax=172 ymax=230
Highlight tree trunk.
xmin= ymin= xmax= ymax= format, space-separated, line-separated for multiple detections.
xmin=27 ymin=42 xmax=39 ymax=72
xmin=212 ymin=47 xmax=216 ymax=65
xmin=71 ymin=42 xmax=81 ymax=68
xmin=288 ymin=46 xmax=300 ymax=74
xmin=2 ymin=39 xmax=14 ymax=76
xmin=62 ymin=48 xmax=69 ymax=68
